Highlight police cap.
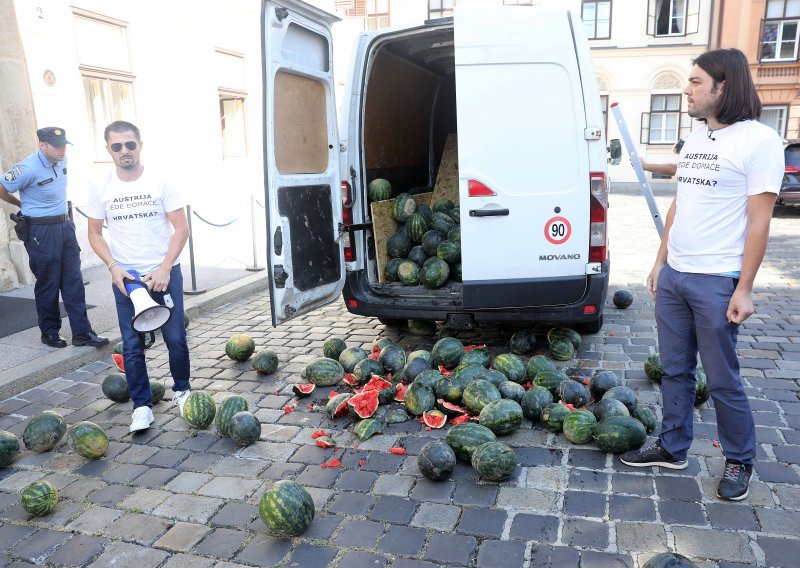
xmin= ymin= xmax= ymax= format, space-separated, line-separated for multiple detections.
xmin=37 ymin=127 xmax=71 ymax=147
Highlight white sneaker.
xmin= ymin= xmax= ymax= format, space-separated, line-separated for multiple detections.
xmin=172 ymin=389 xmax=191 ymax=417
xmin=130 ymin=406 xmax=154 ymax=433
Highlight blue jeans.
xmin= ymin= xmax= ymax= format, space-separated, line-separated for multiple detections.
xmin=113 ymin=264 xmax=190 ymax=409
xmin=655 ymin=264 xmax=755 ymax=464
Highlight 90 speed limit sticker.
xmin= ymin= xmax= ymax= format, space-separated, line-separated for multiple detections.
xmin=544 ymin=216 xmax=571 ymax=245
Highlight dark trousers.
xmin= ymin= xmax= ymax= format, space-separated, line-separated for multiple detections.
xmin=655 ymin=264 xmax=755 ymax=464
xmin=24 ymin=221 xmax=92 ymax=336
xmin=112 ymin=264 xmax=190 ymax=409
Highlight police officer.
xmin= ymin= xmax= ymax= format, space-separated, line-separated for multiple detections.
xmin=0 ymin=127 xmax=108 ymax=348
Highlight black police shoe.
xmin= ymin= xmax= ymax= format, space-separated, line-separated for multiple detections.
xmin=41 ymin=334 xmax=67 ymax=348
xmin=72 ymin=332 xmax=110 ymax=348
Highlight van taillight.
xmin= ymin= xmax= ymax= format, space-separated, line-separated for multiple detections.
xmin=342 ymin=181 xmax=355 ymax=262
xmin=468 ymin=180 xmax=496 ymax=197
xmin=589 ymin=172 xmax=607 ymax=263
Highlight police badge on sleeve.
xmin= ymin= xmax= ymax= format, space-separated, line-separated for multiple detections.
xmin=3 ymin=165 xmax=23 ymax=182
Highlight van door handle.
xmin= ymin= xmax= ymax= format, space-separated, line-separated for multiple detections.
xmin=469 ymin=208 xmax=509 ymax=217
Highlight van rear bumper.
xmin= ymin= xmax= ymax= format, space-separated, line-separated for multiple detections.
xmin=341 ymin=264 xmax=609 ymax=325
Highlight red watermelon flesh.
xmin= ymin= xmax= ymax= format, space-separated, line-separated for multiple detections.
xmin=292 ymin=384 xmax=316 ymax=397
xmin=394 ymin=383 xmax=407 ymax=402
xmin=343 ymin=373 xmax=359 ymax=387
xmin=437 ymin=399 xmax=468 ymax=417
xmin=423 ymin=410 xmax=447 ymax=428
xmin=347 ymin=390 xmax=380 ymax=418
xmin=359 ymin=376 xmax=392 ymax=393
xmin=450 ymin=414 xmax=471 ymax=425
xmin=112 ymin=353 xmax=125 ymax=372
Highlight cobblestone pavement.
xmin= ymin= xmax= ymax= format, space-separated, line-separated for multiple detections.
xmin=1 ymin=188 xmax=799 ymax=568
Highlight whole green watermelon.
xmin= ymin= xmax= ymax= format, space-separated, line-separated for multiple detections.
xmin=259 ymin=480 xmax=315 ymax=536
xmin=252 ymin=350 xmax=279 ymax=375
xmin=183 ymin=391 xmax=216 ymax=429
xmin=23 ymin=411 xmax=66 ymax=452
xmin=303 ymin=358 xmax=345 ymax=386
xmin=21 ymin=480 xmax=58 ymax=517
xmin=472 ymin=441 xmax=517 ymax=481
xmin=67 ymin=421 xmax=109 ymax=459
xmin=225 ymin=334 xmax=256 ymax=361
xmin=368 ymin=178 xmax=392 ymax=202
xmin=216 ymin=395 xmax=249 ymax=437
xmin=0 ymin=430 xmax=20 ymax=467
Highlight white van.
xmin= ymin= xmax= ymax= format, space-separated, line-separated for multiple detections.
xmin=262 ymin=1 xmax=609 ymax=333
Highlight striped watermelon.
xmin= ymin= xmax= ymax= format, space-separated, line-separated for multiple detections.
xmin=479 ymin=399 xmax=524 ymax=435
xmin=437 ymin=239 xmax=460 ymax=264
xmin=23 ymin=411 xmax=66 ymax=452
xmin=225 ymin=334 xmax=256 ymax=361
xmin=304 ymin=358 xmax=345 ymax=386
xmin=419 ymin=257 xmax=450 ymax=288
xmin=67 ymin=421 xmax=109 ymax=459
xmin=392 ymin=193 xmax=417 ymax=222
xmin=0 ymin=430 xmax=20 ymax=467
xmin=421 ymin=230 xmax=446 ymax=256
xmin=259 ymin=480 xmax=315 ymax=536
xmin=21 ymin=480 xmax=58 ymax=517
xmin=183 ymin=391 xmax=216 ymax=429
xmin=216 ymin=395 xmax=249 ymax=437
xmin=445 ymin=423 xmax=497 ymax=462
xmin=562 ymin=409 xmax=597 ymax=444
xmin=472 ymin=441 xmax=517 ymax=481
xmin=229 ymin=411 xmax=261 ymax=446
xmin=406 ymin=213 xmax=430 ymax=244
xmin=323 ymin=337 xmax=348 ymax=361
xmin=368 ymin=178 xmax=392 ymax=202
xmin=397 ymin=261 xmax=421 ymax=285
xmin=492 ymin=353 xmax=526 ymax=384
xmin=252 ymin=350 xmax=279 ymax=375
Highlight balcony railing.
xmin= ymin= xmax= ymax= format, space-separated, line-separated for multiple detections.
xmin=755 ymin=63 xmax=800 ymax=79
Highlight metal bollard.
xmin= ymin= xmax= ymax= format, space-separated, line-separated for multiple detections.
xmin=247 ymin=194 xmax=264 ymax=272
xmin=184 ymin=205 xmax=206 ymax=295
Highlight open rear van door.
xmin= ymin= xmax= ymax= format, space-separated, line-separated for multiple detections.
xmin=263 ymin=0 xmax=344 ymax=325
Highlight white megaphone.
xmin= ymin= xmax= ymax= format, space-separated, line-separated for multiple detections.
xmin=124 ymin=269 xmax=172 ymax=333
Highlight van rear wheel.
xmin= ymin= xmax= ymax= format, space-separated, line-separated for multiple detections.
xmin=576 ymin=315 xmax=603 ymax=334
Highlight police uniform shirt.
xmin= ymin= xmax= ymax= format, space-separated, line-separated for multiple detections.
xmin=2 ymin=149 xmax=69 ymax=217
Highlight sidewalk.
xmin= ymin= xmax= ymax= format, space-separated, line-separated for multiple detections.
xmin=0 ymin=262 xmax=268 ymax=399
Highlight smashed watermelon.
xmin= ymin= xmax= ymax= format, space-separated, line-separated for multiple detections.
xmin=422 ymin=410 xmax=447 ymax=429
xmin=347 ymin=390 xmax=380 ymax=419
xmin=292 ymin=384 xmax=316 ymax=398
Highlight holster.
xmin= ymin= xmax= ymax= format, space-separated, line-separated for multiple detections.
xmin=9 ymin=211 xmax=30 ymax=243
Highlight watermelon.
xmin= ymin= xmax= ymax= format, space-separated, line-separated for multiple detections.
xmin=549 ymin=339 xmax=576 ymax=361
xmin=557 ymin=380 xmax=590 ymax=407
xmin=102 ymin=373 xmax=130 ymax=403
xmin=252 ymin=350 xmax=279 ymax=375
xmin=67 ymin=421 xmax=109 ymax=459
xmin=612 ymin=289 xmax=634 ymax=309
xmin=526 ymin=355 xmax=557 ymax=380
xmin=387 ymin=232 xmax=412 ymax=258
xmin=368 ymin=178 xmax=392 ymax=202
xmin=354 ymin=417 xmax=385 ymax=441
xmin=373 ymin=337 xmax=397 ymax=351
xmin=547 ymin=327 xmax=582 ymax=350
xmin=21 ymin=480 xmax=58 ymax=517
xmin=348 ymin=390 xmax=380 ymax=419
xmin=594 ymin=416 xmax=647 ymax=454
xmin=437 ymin=239 xmax=460 ymax=264
xmin=435 ymin=378 xmax=466 ymax=404
xmin=259 ymin=480 xmax=315 ymax=537
xmin=399 ymin=357 xmax=431 ymax=382
xmin=113 ymin=341 xmax=124 ymax=354
xmin=419 ymin=257 xmax=450 ymax=289
xmin=183 ymin=391 xmax=216 ymax=429
xmin=406 ymin=213 xmax=430 ymax=244
xmin=292 ymin=384 xmax=316 ymax=398
xmin=418 ymin=440 xmax=456 ymax=481
xmin=408 ymin=319 xmax=436 ymax=336
xmin=433 ymin=199 xmax=455 ymax=212
xmin=432 ymin=337 xmax=465 ymax=369
xmin=642 ymin=552 xmax=699 ymax=568
xmin=509 ymin=330 xmax=536 ymax=355
xmin=323 ymin=337 xmax=347 ymax=360
xmin=392 ymin=193 xmax=416 ymax=222
xmin=422 ymin=409 xmax=448 ymax=429
xmin=112 ymin=353 xmax=125 ymax=372
xmin=589 ymin=370 xmax=621 ymax=401
xmin=480 ymin=368 xmax=508 ymax=388
xmin=421 ymin=230 xmax=446 ymax=256
xmin=408 ymin=349 xmax=432 ymax=364
xmin=325 ymin=393 xmax=351 ymax=419
xmin=407 ymin=246 xmax=428 ymax=267
xmin=534 ymin=369 xmax=568 ymax=396
xmin=384 ymin=258 xmax=404 ymax=282
xmin=415 ymin=369 xmax=445 ymax=392
xmin=404 ymin=382 xmax=435 ymax=416
xmin=479 ymin=399 xmax=524 ymax=435
xmin=460 ymin=346 xmax=491 ymax=368
xmin=694 ymin=367 xmax=710 ymax=406
xmin=353 ymin=358 xmax=383 ymax=385
xmin=497 ymin=381 xmax=526 ymax=403
xmin=304 ymin=357 xmax=345 ymax=386
xmin=592 ymin=398 xmax=630 ymax=421
xmin=23 ymin=411 xmax=66 ymax=452
xmin=445 ymin=423 xmax=497 ymax=462
xmin=447 ymin=225 xmax=461 ymax=241
xmin=541 ymin=403 xmax=571 ymax=432
xmin=432 ymin=211 xmax=455 ymax=235
xmin=562 ymin=410 xmax=597 ymax=444
xmin=339 ymin=347 xmax=369 ymax=373
xmin=229 ymin=411 xmax=261 ymax=446
xmin=492 ymin=353 xmax=526 ymax=384
xmin=225 ymin=334 xmax=256 ymax=361
xmin=150 ymin=381 xmax=165 ymax=405
xmin=437 ymin=399 xmax=468 ymax=417
xmin=184 ymin=311 xmax=190 ymax=330
xmin=521 ymin=386 xmax=554 ymax=422
xmin=451 ymin=362 xmax=486 ymax=386
xmin=462 ymin=379 xmax=502 ymax=414
xmin=602 ymin=386 xmax=638 ymax=412
xmin=416 ymin=204 xmax=434 ymax=222
xmin=379 ymin=344 xmax=407 ymax=373
xmin=472 ymin=441 xmax=517 ymax=481
xmin=385 ymin=408 xmax=409 ymax=423
xmin=0 ymin=430 xmax=20 ymax=467
xmin=451 ymin=263 xmax=462 ymax=282
xmin=216 ymin=395 xmax=249 ymax=436
xmin=644 ymin=353 xmax=664 ymax=383
xmin=632 ymin=405 xmax=658 ymax=433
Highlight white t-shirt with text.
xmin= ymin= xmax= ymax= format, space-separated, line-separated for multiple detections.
xmin=668 ymin=120 xmax=784 ymax=274
xmin=87 ymin=169 xmax=185 ymax=274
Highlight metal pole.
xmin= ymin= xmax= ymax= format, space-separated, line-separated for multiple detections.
xmin=184 ymin=204 xmax=206 ymax=295
xmin=611 ymin=102 xmax=665 ymax=238
xmin=246 ymin=194 xmax=264 ymax=272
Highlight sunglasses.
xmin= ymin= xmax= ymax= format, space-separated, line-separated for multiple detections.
xmin=110 ymin=141 xmax=138 ymax=152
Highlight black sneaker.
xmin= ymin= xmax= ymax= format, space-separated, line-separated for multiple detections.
xmin=620 ymin=440 xmax=688 ymax=470
xmin=717 ymin=461 xmax=752 ymax=501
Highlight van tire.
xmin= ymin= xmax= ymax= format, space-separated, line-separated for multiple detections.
xmin=576 ymin=315 xmax=603 ymax=334
xmin=378 ymin=318 xmax=404 ymax=328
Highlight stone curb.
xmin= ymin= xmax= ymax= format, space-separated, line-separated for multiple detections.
xmin=0 ymin=271 xmax=268 ymax=400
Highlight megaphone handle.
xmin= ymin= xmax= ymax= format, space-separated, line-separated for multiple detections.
xmin=138 ymin=331 xmax=156 ymax=351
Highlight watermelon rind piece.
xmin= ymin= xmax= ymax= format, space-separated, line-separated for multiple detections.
xmin=303 ymin=358 xmax=345 ymax=387
xmin=252 ymin=350 xmax=279 ymax=375
xmin=325 ymin=393 xmax=352 ymax=419
xmin=354 ymin=418 xmax=385 ymax=441
xmin=471 ymin=441 xmax=517 ymax=481
xmin=183 ymin=392 xmax=216 ymax=430
xmin=216 ymin=395 xmax=249 ymax=437
xmin=0 ymin=430 xmax=20 ymax=467
xmin=562 ymin=409 xmax=598 ymax=444
xmin=418 ymin=440 xmax=456 ymax=481
xmin=348 ymin=390 xmax=380 ymax=419
xmin=292 ymin=383 xmax=316 ymax=398
xmin=23 ymin=411 xmax=66 ymax=452
xmin=520 ymin=386 xmax=554 ymax=422
xmin=479 ymin=399 xmax=524 ymax=436
xmin=445 ymin=423 xmax=497 ymax=463
xmin=225 ymin=334 xmax=256 ymax=361
xmin=594 ymin=416 xmax=647 ymax=454
xmin=259 ymin=480 xmax=315 ymax=537
xmin=422 ymin=409 xmax=448 ymax=429
xmin=229 ymin=411 xmax=261 ymax=446
xmin=21 ymin=480 xmax=58 ymax=517
xmin=67 ymin=421 xmax=109 ymax=459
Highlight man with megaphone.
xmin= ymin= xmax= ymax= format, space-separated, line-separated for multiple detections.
xmin=87 ymin=121 xmax=192 ymax=433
